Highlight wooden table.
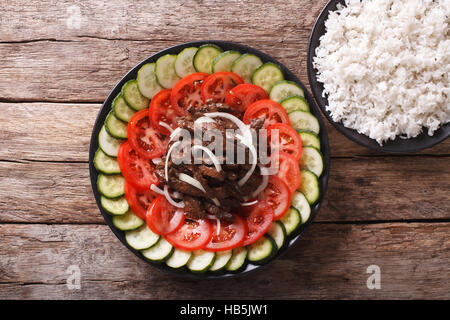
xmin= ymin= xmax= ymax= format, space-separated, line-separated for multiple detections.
xmin=0 ymin=0 xmax=449 ymax=300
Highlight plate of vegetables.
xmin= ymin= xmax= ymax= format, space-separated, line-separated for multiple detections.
xmin=89 ymin=40 xmax=330 ymax=278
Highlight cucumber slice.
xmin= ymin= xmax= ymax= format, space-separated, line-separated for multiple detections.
xmin=269 ymin=80 xmax=304 ymax=103
xmin=231 ymin=54 xmax=263 ymax=83
xmin=298 ymin=131 xmax=321 ymax=149
xmin=98 ymin=125 xmax=122 ymax=157
xmin=137 ymin=63 xmax=162 ymax=99
xmin=141 ymin=237 xmax=174 ymax=262
xmin=125 ymin=224 xmax=160 ymax=250
xmin=212 ymin=50 xmax=241 ymax=73
xmin=193 ymin=44 xmax=222 ymax=74
xmin=113 ymin=94 xmax=136 ymax=122
xmin=291 ymin=191 xmax=311 ymax=224
xmin=94 ymin=149 xmax=120 ymax=174
xmin=251 ymin=62 xmax=284 ymax=93
xmin=112 ymin=210 xmax=144 ymax=231
xmin=105 ymin=112 xmax=127 ymax=139
xmin=122 ymin=80 xmax=149 ymax=111
xmin=100 ymin=195 xmax=129 ymax=215
xmin=187 ymin=250 xmax=216 ymax=273
xmin=209 ymin=250 xmax=232 ymax=272
xmin=299 ymin=147 xmax=324 ymax=177
xmin=289 ymin=111 xmax=320 ymax=134
xmin=225 ymin=247 xmax=248 ymax=271
xmin=97 ymin=174 xmax=125 ymax=198
xmin=174 ymin=47 xmax=198 ymax=78
xmin=247 ymin=235 xmax=276 ymax=264
xmin=155 ymin=54 xmax=180 ymax=89
xmin=298 ymin=169 xmax=320 ymax=204
xmin=166 ymin=248 xmax=192 ymax=269
xmin=280 ymin=207 xmax=302 ymax=236
xmin=267 ymin=221 xmax=286 ymax=249
xmin=280 ymin=96 xmax=310 ymax=113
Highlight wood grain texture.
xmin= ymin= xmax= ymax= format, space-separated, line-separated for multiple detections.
xmin=0 ymin=223 xmax=448 ymax=299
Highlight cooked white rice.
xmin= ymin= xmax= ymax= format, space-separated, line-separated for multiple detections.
xmin=313 ymin=0 xmax=450 ymax=145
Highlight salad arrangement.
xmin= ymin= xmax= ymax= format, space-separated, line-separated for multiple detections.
xmin=93 ymin=43 xmax=325 ymax=274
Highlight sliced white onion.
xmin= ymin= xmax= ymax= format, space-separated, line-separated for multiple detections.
xmin=211 ymin=197 xmax=221 ymax=207
xmin=172 ymin=191 xmax=182 ymax=199
xmin=150 ymin=184 xmax=165 ymax=195
xmin=204 ymin=112 xmax=253 ymax=145
xmin=195 ymin=116 xmax=216 ymax=124
xmin=206 ymin=215 xmax=216 ymax=220
xmin=216 ymin=218 xmax=221 ymax=236
xmin=165 ymin=141 xmax=182 ymax=181
xmin=164 ymin=185 xmax=185 ymax=208
xmin=191 ymin=145 xmax=222 ymax=172
xmin=152 ymin=158 xmax=162 ymax=165
xmin=178 ymin=173 xmax=207 ymax=193
xmin=251 ymin=166 xmax=270 ymax=198
xmin=240 ymin=200 xmax=258 ymax=206
xmin=159 ymin=121 xmax=174 ymax=133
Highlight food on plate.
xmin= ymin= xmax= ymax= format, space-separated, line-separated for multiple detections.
xmin=313 ymin=0 xmax=450 ymax=145
xmin=94 ymin=44 xmax=325 ymax=274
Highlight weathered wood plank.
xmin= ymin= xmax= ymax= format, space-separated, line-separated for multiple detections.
xmin=0 ymin=223 xmax=448 ymax=299
xmin=0 ymin=157 xmax=448 ymax=223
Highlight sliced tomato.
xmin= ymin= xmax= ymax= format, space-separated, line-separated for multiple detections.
xmin=165 ymin=219 xmax=212 ymax=251
xmin=201 ymin=71 xmax=244 ymax=103
xmin=117 ymin=141 xmax=159 ymax=191
xmin=127 ymin=109 xmax=168 ymax=159
xmin=149 ymin=89 xmax=181 ymax=135
xmin=146 ymin=195 xmax=185 ymax=236
xmin=204 ymin=215 xmax=248 ymax=252
xmin=259 ymin=176 xmax=291 ymax=220
xmin=267 ymin=123 xmax=303 ymax=161
xmin=171 ymin=72 xmax=209 ymax=113
xmin=272 ymin=152 xmax=301 ymax=194
xmin=243 ymin=99 xmax=289 ymax=128
xmin=124 ymin=182 xmax=157 ymax=220
xmin=225 ymin=84 xmax=269 ymax=112
xmin=238 ymin=200 xmax=274 ymax=246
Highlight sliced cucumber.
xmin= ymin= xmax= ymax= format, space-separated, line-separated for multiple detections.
xmin=137 ymin=63 xmax=162 ymax=99
xmin=94 ymin=149 xmax=120 ymax=174
xmin=269 ymin=80 xmax=304 ymax=103
xmin=280 ymin=207 xmax=302 ymax=236
xmin=100 ymin=195 xmax=129 ymax=215
xmin=187 ymin=250 xmax=216 ymax=273
xmin=299 ymin=147 xmax=324 ymax=177
xmin=298 ymin=131 xmax=321 ymax=149
xmin=247 ymin=235 xmax=276 ymax=264
xmin=212 ymin=50 xmax=241 ymax=73
xmin=166 ymin=248 xmax=192 ymax=269
xmin=267 ymin=221 xmax=286 ymax=249
xmin=225 ymin=247 xmax=248 ymax=272
xmin=155 ymin=54 xmax=180 ymax=89
xmin=113 ymin=94 xmax=136 ymax=122
xmin=98 ymin=125 xmax=122 ymax=157
xmin=289 ymin=111 xmax=320 ymax=134
xmin=231 ymin=54 xmax=263 ymax=83
xmin=105 ymin=112 xmax=127 ymax=139
xmin=193 ymin=44 xmax=222 ymax=74
xmin=209 ymin=250 xmax=232 ymax=272
xmin=280 ymin=96 xmax=310 ymax=113
xmin=125 ymin=224 xmax=160 ymax=250
xmin=141 ymin=237 xmax=174 ymax=262
xmin=174 ymin=47 xmax=198 ymax=78
xmin=298 ymin=169 xmax=320 ymax=204
xmin=112 ymin=210 xmax=144 ymax=231
xmin=97 ymin=174 xmax=125 ymax=198
xmin=251 ymin=62 xmax=284 ymax=93
xmin=291 ymin=191 xmax=311 ymax=224
xmin=122 ymin=79 xmax=149 ymax=111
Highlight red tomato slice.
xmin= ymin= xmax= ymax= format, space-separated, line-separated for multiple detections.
xmin=165 ymin=219 xmax=212 ymax=251
xmin=259 ymin=176 xmax=291 ymax=220
xmin=267 ymin=123 xmax=303 ymax=161
xmin=201 ymin=71 xmax=244 ymax=103
xmin=239 ymin=200 xmax=274 ymax=246
xmin=127 ymin=109 xmax=168 ymax=159
xmin=149 ymin=89 xmax=181 ymax=135
xmin=225 ymin=84 xmax=269 ymax=112
xmin=204 ymin=215 xmax=248 ymax=252
xmin=146 ymin=195 xmax=185 ymax=236
xmin=272 ymin=152 xmax=301 ymax=194
xmin=243 ymin=99 xmax=289 ymax=128
xmin=124 ymin=182 xmax=158 ymax=220
xmin=171 ymin=72 xmax=209 ymax=113
xmin=117 ymin=141 xmax=159 ymax=191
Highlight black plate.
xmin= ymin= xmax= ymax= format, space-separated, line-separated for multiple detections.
xmin=307 ymin=0 xmax=449 ymax=153
xmin=89 ymin=40 xmax=330 ymax=279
